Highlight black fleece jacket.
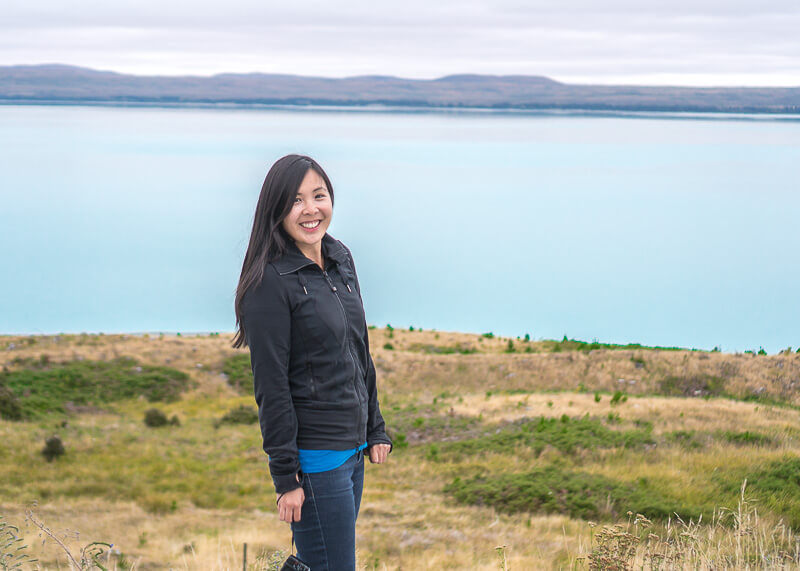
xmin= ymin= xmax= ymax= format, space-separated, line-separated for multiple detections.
xmin=240 ymin=233 xmax=392 ymax=494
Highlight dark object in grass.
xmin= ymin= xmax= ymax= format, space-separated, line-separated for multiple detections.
xmin=42 ymin=435 xmax=65 ymax=462
xmin=144 ymin=408 xmax=169 ymax=428
xmin=216 ymin=404 xmax=259 ymax=427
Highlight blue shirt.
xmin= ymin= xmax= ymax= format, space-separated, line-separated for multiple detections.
xmin=298 ymin=442 xmax=368 ymax=473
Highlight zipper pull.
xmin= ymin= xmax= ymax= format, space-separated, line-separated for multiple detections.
xmin=346 ymin=284 xmax=352 ymax=293
xmin=322 ymin=270 xmax=337 ymax=292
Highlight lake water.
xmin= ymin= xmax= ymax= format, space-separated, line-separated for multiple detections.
xmin=1 ymin=104 xmax=798 ymax=353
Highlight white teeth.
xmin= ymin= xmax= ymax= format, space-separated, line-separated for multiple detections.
xmin=300 ymin=220 xmax=320 ymax=229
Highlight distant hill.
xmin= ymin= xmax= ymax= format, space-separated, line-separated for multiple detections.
xmin=1 ymin=64 xmax=798 ymax=114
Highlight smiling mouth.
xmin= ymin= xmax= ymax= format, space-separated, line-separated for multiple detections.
xmin=300 ymin=220 xmax=321 ymax=229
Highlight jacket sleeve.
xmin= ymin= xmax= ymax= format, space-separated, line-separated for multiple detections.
xmin=241 ymin=266 xmax=303 ymax=494
xmin=343 ymin=244 xmax=393 ymax=453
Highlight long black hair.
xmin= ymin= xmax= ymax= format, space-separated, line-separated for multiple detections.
xmin=232 ymin=154 xmax=334 ymax=348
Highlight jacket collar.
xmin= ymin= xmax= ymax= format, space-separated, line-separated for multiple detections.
xmin=272 ymin=233 xmax=349 ymax=275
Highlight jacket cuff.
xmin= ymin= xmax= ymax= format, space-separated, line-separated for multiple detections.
xmin=272 ymin=471 xmax=303 ymax=495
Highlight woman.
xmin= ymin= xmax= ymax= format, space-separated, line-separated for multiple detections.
xmin=232 ymin=154 xmax=392 ymax=570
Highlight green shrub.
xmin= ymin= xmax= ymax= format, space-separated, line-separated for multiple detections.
xmin=222 ymin=353 xmax=252 ymax=394
xmin=42 ymin=435 xmax=65 ymax=462
xmin=392 ymin=432 xmax=408 ymax=449
xmin=217 ymin=405 xmax=258 ymax=426
xmin=716 ymin=457 xmax=800 ymax=529
xmin=718 ymin=430 xmax=774 ymax=447
xmin=0 ymin=357 xmax=191 ymax=418
xmin=0 ymin=384 xmax=24 ymax=420
xmin=504 ymin=340 xmax=515 ymax=353
xmin=658 ymin=374 xmax=726 ymax=397
xmin=144 ymin=408 xmax=169 ymax=428
xmin=439 ymin=415 xmax=654 ymax=459
xmin=444 ymin=466 xmax=704 ymax=522
xmin=383 ymin=343 xmax=394 ymax=350
xmin=407 ymin=343 xmax=476 ymax=355
xmin=610 ymin=391 xmax=627 ymax=405
xmin=666 ymin=430 xmax=702 ymax=449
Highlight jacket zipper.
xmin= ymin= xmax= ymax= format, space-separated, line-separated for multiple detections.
xmin=322 ymin=269 xmax=366 ymax=410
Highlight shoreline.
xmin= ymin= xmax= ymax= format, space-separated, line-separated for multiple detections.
xmin=3 ymin=99 xmax=800 ymax=120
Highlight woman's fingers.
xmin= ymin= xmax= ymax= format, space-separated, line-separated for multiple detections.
xmin=368 ymin=443 xmax=391 ymax=464
xmin=277 ymin=487 xmax=305 ymax=522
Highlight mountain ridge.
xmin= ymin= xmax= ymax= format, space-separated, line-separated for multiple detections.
xmin=1 ymin=64 xmax=798 ymax=113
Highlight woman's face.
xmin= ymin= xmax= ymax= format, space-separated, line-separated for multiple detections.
xmin=281 ymin=168 xmax=333 ymax=253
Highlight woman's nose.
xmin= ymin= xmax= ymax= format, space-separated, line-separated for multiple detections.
xmin=301 ymin=199 xmax=318 ymax=214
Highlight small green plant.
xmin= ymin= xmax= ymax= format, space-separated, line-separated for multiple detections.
xmin=383 ymin=342 xmax=394 ymax=350
xmin=392 ymin=432 xmax=408 ymax=449
xmin=610 ymin=391 xmax=627 ymax=406
xmin=594 ymin=392 xmax=602 ymax=403
xmin=524 ymin=333 xmax=530 ymax=342
xmin=409 ymin=326 xmax=414 ymax=332
xmin=144 ymin=408 xmax=169 ymax=428
xmin=758 ymin=347 xmax=767 ymax=355
xmin=504 ymin=340 xmax=515 ymax=353
xmin=42 ymin=435 xmax=65 ymax=462
xmin=481 ymin=332 xmax=494 ymax=339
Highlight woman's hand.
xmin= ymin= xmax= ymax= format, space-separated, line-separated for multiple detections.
xmin=277 ymin=474 xmax=304 ymax=523
xmin=277 ymin=487 xmax=305 ymax=523
xmin=368 ymin=443 xmax=391 ymax=464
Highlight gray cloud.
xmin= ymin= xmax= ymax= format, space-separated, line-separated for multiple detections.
xmin=1 ymin=0 xmax=798 ymax=85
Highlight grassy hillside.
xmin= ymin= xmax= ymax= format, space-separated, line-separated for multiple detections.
xmin=1 ymin=329 xmax=799 ymax=569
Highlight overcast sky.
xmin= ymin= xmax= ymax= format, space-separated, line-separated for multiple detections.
xmin=2 ymin=0 xmax=799 ymax=86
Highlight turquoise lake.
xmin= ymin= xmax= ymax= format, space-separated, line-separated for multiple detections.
xmin=1 ymin=104 xmax=798 ymax=353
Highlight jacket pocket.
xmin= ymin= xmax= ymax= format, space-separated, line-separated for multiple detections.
xmin=306 ymin=361 xmax=318 ymax=400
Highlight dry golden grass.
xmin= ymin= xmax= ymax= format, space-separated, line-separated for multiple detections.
xmin=2 ymin=330 xmax=800 ymax=569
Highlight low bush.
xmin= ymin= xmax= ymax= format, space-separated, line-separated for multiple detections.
xmin=718 ymin=430 xmax=774 ymax=446
xmin=144 ymin=408 xmax=169 ymax=428
xmin=437 ymin=415 xmax=654 ymax=459
xmin=42 ymin=435 xmax=65 ymax=462
xmin=407 ymin=343 xmax=476 ymax=355
xmin=716 ymin=457 xmax=800 ymax=529
xmin=222 ymin=353 xmax=252 ymax=394
xmin=658 ymin=374 xmax=726 ymax=397
xmin=216 ymin=405 xmax=258 ymax=426
xmin=0 ymin=357 xmax=191 ymax=419
xmin=445 ymin=466 xmax=704 ymax=522
xmin=0 ymin=384 xmax=23 ymax=420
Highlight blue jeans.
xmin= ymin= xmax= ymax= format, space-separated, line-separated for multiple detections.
xmin=291 ymin=448 xmax=365 ymax=570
